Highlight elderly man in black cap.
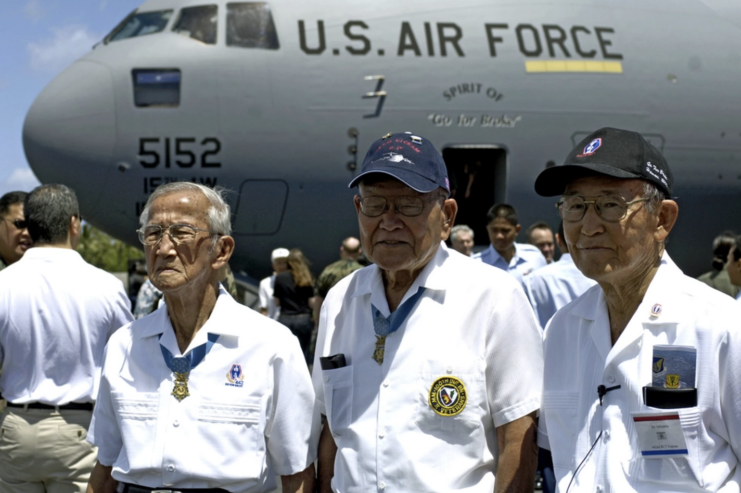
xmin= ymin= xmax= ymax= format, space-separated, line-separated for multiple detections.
xmin=312 ymin=132 xmax=543 ymax=493
xmin=536 ymin=128 xmax=741 ymax=492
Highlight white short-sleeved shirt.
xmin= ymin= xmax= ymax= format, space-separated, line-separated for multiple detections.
xmin=259 ymin=274 xmax=280 ymax=320
xmin=0 ymin=247 xmax=133 ymax=404
xmin=474 ymin=242 xmax=547 ymax=283
xmin=539 ymin=253 xmax=741 ymax=492
xmin=89 ymin=287 xmax=320 ymax=493
xmin=313 ymin=243 xmax=543 ymax=492
xmin=523 ymin=253 xmax=597 ymax=329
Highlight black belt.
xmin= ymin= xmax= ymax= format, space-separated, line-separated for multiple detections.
xmin=122 ymin=484 xmax=228 ymax=493
xmin=5 ymin=401 xmax=94 ymax=411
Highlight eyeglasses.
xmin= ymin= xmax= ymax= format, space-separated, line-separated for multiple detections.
xmin=356 ymin=195 xmax=443 ymax=217
xmin=2 ymin=218 xmax=27 ymax=230
xmin=136 ymin=223 xmax=219 ymax=246
xmin=556 ymin=195 xmax=650 ymax=223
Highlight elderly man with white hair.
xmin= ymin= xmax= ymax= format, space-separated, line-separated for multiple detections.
xmin=87 ymin=182 xmax=319 ymax=493
xmin=535 ymin=128 xmax=741 ymax=493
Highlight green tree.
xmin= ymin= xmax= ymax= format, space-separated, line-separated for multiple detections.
xmin=77 ymin=224 xmax=144 ymax=273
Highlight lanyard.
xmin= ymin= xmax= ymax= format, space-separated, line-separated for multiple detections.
xmin=371 ymin=287 xmax=426 ymax=337
xmin=158 ymin=332 xmax=219 ymax=374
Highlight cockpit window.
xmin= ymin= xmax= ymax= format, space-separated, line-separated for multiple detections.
xmin=226 ymin=3 xmax=280 ymax=49
xmin=107 ymin=10 xmax=173 ymax=43
xmin=172 ymin=5 xmax=218 ymax=45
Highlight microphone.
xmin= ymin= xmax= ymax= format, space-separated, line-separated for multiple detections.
xmin=597 ymin=384 xmax=621 ymax=405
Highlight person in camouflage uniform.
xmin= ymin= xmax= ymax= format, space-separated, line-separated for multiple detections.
xmin=312 ymin=237 xmax=364 ymax=325
xmin=0 ymin=191 xmax=31 ymax=271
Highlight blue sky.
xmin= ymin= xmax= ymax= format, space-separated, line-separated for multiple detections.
xmin=0 ymin=0 xmax=142 ymax=196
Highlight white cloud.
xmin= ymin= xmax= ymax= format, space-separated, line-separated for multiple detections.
xmin=1 ymin=168 xmax=41 ymax=195
xmin=28 ymin=26 xmax=101 ymax=73
xmin=23 ymin=0 xmax=45 ymax=21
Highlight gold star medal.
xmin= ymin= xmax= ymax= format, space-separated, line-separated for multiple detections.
xmin=170 ymin=357 xmax=192 ymax=401
xmin=372 ymin=335 xmax=387 ymax=365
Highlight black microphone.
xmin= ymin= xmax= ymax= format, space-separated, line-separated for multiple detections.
xmin=597 ymin=384 xmax=621 ymax=405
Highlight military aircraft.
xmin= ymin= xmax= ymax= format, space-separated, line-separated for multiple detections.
xmin=23 ymin=0 xmax=741 ymax=279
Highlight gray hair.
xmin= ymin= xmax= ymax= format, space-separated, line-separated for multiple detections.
xmin=450 ymin=224 xmax=474 ymax=242
xmin=643 ymin=181 xmax=666 ymax=215
xmin=139 ymin=182 xmax=232 ymax=236
xmin=25 ymin=184 xmax=79 ymax=246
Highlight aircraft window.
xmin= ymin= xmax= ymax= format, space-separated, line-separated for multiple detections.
xmin=108 ymin=10 xmax=173 ymax=42
xmin=172 ymin=5 xmax=218 ymax=45
xmin=132 ymin=69 xmax=181 ymax=107
xmin=226 ymin=3 xmax=280 ymax=49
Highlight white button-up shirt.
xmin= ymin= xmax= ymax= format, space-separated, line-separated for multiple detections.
xmin=539 ymin=253 xmax=741 ymax=492
xmin=0 ymin=247 xmax=133 ymax=404
xmin=474 ymin=242 xmax=547 ymax=283
xmin=89 ymin=287 xmax=320 ymax=492
xmin=524 ymin=253 xmax=597 ymax=329
xmin=313 ymin=243 xmax=543 ymax=492
xmin=259 ymin=274 xmax=280 ymax=320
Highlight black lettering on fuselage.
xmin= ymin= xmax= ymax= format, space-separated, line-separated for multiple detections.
xmin=485 ymin=23 xmax=508 ymax=57
xmin=298 ymin=20 xmax=326 ymax=55
xmin=398 ymin=22 xmax=422 ymax=56
xmin=437 ymin=23 xmax=464 ymax=57
xmin=542 ymin=24 xmax=570 ymax=57
xmin=570 ymin=26 xmax=596 ymax=58
xmin=344 ymin=21 xmax=370 ymax=55
xmin=595 ymin=27 xmax=623 ymax=59
xmin=515 ymin=24 xmax=542 ymax=57
xmin=424 ymin=22 xmax=435 ymax=56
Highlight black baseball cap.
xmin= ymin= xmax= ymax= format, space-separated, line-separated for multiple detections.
xmin=534 ymin=127 xmax=673 ymax=197
xmin=348 ymin=132 xmax=450 ymax=194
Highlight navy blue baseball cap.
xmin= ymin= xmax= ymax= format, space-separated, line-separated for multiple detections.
xmin=348 ymin=132 xmax=450 ymax=194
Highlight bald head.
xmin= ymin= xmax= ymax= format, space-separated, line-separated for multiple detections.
xmin=341 ymin=236 xmax=362 ymax=260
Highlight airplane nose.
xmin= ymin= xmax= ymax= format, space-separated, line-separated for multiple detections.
xmin=23 ymin=60 xmax=115 ymax=209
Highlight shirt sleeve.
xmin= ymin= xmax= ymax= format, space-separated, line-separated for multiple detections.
xmin=259 ymin=280 xmax=269 ymax=309
xmin=87 ymin=341 xmax=123 ymax=466
xmin=485 ymin=283 xmax=544 ymax=427
xmin=110 ymin=285 xmax=135 ymax=339
xmin=311 ymin=302 xmax=330 ymax=416
xmin=719 ymin=305 xmax=741 ymax=461
xmin=265 ymin=332 xmax=321 ymax=476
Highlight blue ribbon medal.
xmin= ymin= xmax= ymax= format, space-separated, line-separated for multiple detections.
xmin=159 ymin=333 xmax=219 ymax=401
xmin=371 ymin=288 xmax=425 ymax=365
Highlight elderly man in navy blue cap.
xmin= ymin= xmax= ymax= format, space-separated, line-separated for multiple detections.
xmin=312 ymin=132 xmax=544 ymax=493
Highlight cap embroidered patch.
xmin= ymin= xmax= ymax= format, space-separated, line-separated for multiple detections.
xmin=578 ymin=138 xmax=602 ymax=157
xmin=428 ymin=376 xmax=467 ymax=416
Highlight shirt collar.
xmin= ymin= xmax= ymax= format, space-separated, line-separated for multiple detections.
xmin=558 ymin=253 xmax=573 ymax=264
xmin=138 ymin=285 xmax=243 ymax=339
xmin=486 ymin=243 xmax=526 ymax=267
xmin=20 ymin=247 xmax=83 ymax=262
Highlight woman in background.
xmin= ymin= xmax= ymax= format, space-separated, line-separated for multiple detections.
xmin=273 ymin=248 xmax=314 ymax=364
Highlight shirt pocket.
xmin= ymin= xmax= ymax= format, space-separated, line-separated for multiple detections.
xmin=112 ymin=392 xmax=159 ymax=470
xmin=321 ymin=365 xmax=353 ymax=436
xmin=542 ymin=391 xmax=579 ymax=470
xmin=197 ymin=398 xmax=263 ymax=480
xmin=414 ymin=372 xmax=482 ymax=442
xmin=622 ymin=407 xmax=705 ymax=489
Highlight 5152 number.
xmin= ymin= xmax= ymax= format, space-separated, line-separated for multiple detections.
xmin=138 ymin=137 xmax=221 ymax=168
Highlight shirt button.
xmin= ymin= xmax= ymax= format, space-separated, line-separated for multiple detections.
xmin=324 ymin=376 xmax=329 ymax=382
xmin=604 ymin=430 xmax=610 ymax=441
xmin=446 ymin=366 xmax=453 ymax=373
xmin=167 ymin=465 xmax=175 ymax=472
xmin=383 ymin=380 xmax=389 ymax=387
xmin=173 ymin=420 xmax=180 ymax=427
xmin=606 ymin=375 xmax=616 ymax=384
xmin=379 ymin=481 xmax=386 ymax=490
xmin=596 ymin=485 xmax=603 ymax=493
xmin=379 ymin=430 xmax=385 ymax=438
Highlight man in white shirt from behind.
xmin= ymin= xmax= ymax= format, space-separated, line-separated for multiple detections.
xmin=524 ymin=221 xmax=597 ymax=329
xmin=474 ymin=203 xmax=547 ymax=283
xmin=259 ymin=247 xmax=289 ymax=319
xmin=0 ymin=184 xmax=133 ymax=493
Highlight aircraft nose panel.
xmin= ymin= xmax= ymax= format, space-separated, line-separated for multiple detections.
xmin=23 ymin=60 xmax=115 ymax=212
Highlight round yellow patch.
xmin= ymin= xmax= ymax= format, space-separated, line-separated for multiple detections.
xmin=428 ymin=376 xmax=467 ymax=417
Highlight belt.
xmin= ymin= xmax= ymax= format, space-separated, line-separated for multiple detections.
xmin=5 ymin=401 xmax=94 ymax=411
xmin=122 ymin=484 xmax=229 ymax=493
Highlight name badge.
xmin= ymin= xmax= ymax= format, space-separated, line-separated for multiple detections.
xmin=631 ymin=412 xmax=688 ymax=458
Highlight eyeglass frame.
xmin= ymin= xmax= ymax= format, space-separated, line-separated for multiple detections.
xmin=136 ymin=223 xmax=222 ymax=246
xmin=2 ymin=217 xmax=27 ymax=230
xmin=556 ymin=195 xmax=652 ymax=223
xmin=355 ymin=194 xmax=446 ymax=218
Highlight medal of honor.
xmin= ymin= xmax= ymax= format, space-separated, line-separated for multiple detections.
xmin=172 ymin=372 xmax=190 ymax=401
xmin=372 ymin=335 xmax=387 ymax=365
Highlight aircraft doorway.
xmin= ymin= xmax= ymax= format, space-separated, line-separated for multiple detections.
xmin=442 ymin=146 xmax=507 ymax=249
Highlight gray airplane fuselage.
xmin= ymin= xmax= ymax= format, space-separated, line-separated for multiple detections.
xmin=23 ymin=0 xmax=741 ymax=279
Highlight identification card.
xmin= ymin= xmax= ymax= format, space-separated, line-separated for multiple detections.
xmin=632 ymin=412 xmax=688 ymax=458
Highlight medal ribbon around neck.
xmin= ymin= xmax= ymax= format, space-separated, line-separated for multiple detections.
xmin=158 ymin=333 xmax=219 ymax=401
xmin=371 ymin=287 xmax=425 ymax=365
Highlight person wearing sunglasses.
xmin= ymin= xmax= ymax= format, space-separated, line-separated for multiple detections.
xmin=535 ymin=128 xmax=741 ymax=493
xmin=0 ymin=191 xmax=31 ymax=270
xmin=313 ymin=132 xmax=543 ymax=493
